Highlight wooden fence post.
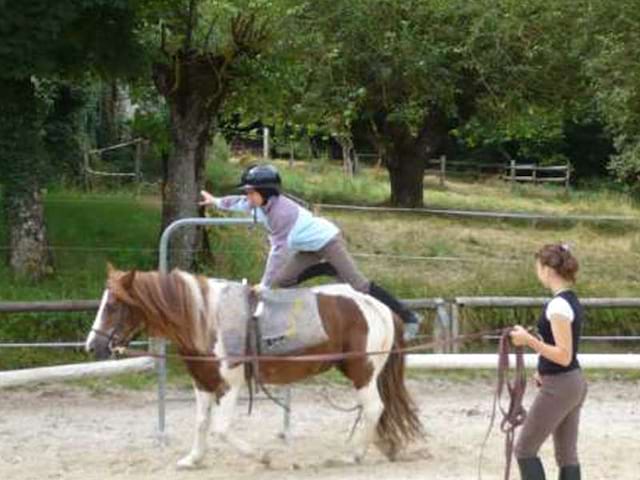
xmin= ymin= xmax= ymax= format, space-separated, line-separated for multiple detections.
xmin=289 ymin=141 xmax=294 ymax=167
xmin=434 ymin=299 xmax=451 ymax=353
xmin=451 ymin=303 xmax=461 ymax=354
xmin=439 ymin=155 xmax=446 ymax=186
xmin=134 ymin=140 xmax=143 ymax=183
xmin=263 ymin=127 xmax=270 ymax=160
xmin=510 ymin=160 xmax=516 ymax=185
xmin=83 ymin=151 xmax=91 ymax=191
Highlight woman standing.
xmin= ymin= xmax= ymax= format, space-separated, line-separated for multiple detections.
xmin=510 ymin=244 xmax=587 ymax=480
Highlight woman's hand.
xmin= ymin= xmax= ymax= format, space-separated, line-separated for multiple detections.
xmin=199 ymin=190 xmax=217 ymax=207
xmin=509 ymin=325 xmax=532 ymax=347
xmin=532 ymin=371 xmax=542 ymax=388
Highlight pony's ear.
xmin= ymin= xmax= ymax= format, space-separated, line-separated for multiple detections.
xmin=106 ymin=262 xmax=116 ymax=276
xmin=120 ymin=270 xmax=136 ymax=290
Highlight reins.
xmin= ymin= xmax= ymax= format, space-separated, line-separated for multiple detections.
xmin=114 ymin=328 xmax=504 ymax=365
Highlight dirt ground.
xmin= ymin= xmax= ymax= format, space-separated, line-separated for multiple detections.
xmin=1 ymin=376 xmax=638 ymax=480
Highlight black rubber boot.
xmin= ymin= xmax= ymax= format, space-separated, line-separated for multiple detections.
xmin=368 ymin=282 xmax=421 ymax=330
xmin=295 ymin=262 xmax=338 ymax=284
xmin=517 ymin=457 xmax=546 ymax=480
xmin=559 ymin=465 xmax=580 ymax=480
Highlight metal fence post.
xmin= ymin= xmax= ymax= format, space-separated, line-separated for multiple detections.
xmin=157 ymin=217 xmax=256 ymax=439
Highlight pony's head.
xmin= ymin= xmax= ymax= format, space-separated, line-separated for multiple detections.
xmin=85 ymin=264 xmax=145 ymax=360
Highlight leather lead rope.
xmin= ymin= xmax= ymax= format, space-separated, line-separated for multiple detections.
xmin=478 ymin=327 xmax=528 ymax=480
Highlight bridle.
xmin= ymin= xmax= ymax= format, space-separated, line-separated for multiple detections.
xmin=90 ymin=288 xmax=130 ymax=352
xmin=90 ymin=325 xmax=123 ymax=346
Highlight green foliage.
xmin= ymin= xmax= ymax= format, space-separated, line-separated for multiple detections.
xmin=42 ymin=80 xmax=92 ymax=183
xmin=459 ymin=107 xmax=569 ymax=165
xmin=0 ymin=78 xmax=47 ymax=189
xmin=211 ymin=134 xmax=231 ymax=164
xmin=582 ymin=0 xmax=640 ymax=190
xmin=608 ymin=139 xmax=640 ymax=194
xmin=292 ymin=0 xmax=474 ymax=129
xmin=0 ymin=0 xmax=145 ymax=80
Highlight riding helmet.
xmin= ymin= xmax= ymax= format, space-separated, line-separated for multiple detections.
xmin=237 ymin=164 xmax=282 ymax=191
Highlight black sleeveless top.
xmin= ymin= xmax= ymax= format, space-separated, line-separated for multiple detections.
xmin=537 ymin=290 xmax=583 ymax=375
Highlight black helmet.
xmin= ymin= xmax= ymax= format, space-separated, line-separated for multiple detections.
xmin=237 ymin=164 xmax=282 ymax=191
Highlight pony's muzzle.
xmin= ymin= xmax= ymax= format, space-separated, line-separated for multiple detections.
xmin=86 ymin=333 xmax=112 ymax=360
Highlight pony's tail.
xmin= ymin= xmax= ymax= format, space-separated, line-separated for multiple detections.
xmin=376 ymin=316 xmax=423 ymax=459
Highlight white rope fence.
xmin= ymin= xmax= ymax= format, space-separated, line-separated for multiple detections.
xmin=407 ymin=353 xmax=640 ymax=370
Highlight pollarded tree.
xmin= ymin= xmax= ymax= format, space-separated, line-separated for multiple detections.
xmin=0 ymin=0 xmax=143 ymax=279
xmin=139 ymin=0 xmax=301 ymax=268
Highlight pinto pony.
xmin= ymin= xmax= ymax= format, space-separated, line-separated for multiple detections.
xmin=85 ymin=266 xmax=422 ymax=468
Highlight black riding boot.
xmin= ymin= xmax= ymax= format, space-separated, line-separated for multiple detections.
xmin=517 ymin=457 xmax=546 ymax=480
xmin=368 ymin=282 xmax=421 ymax=337
xmin=296 ymin=262 xmax=338 ymax=284
xmin=559 ymin=465 xmax=580 ymax=480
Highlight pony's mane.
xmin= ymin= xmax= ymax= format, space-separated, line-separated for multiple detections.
xmin=111 ymin=269 xmax=214 ymax=353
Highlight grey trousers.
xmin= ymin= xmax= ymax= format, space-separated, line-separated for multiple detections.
xmin=515 ymin=368 xmax=588 ymax=467
xmin=271 ymin=235 xmax=370 ymax=292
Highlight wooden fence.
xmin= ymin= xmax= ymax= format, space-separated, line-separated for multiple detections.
xmin=425 ymin=156 xmax=571 ymax=191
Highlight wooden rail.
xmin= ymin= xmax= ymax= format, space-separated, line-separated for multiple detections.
xmin=425 ymin=156 xmax=571 ymax=191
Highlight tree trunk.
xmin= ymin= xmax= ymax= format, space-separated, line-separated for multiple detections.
xmin=153 ymin=54 xmax=223 ymax=270
xmin=160 ymin=149 xmax=205 ymax=269
xmin=4 ymin=184 xmax=52 ymax=278
xmin=0 ymin=78 xmax=53 ymax=280
xmin=335 ymin=135 xmax=355 ymax=179
xmin=152 ymin=15 xmax=268 ymax=268
xmin=159 ymin=95 xmax=214 ymax=269
xmin=387 ymin=153 xmax=425 ymax=207
xmin=376 ymin=106 xmax=449 ymax=207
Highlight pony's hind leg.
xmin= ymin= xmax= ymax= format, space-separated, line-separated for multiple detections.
xmin=352 ymin=378 xmax=384 ymax=463
xmin=177 ymin=385 xmax=213 ymax=469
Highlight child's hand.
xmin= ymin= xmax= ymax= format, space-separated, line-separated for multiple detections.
xmin=199 ymin=190 xmax=217 ymax=207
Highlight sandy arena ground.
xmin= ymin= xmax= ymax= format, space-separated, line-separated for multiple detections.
xmin=1 ymin=376 xmax=638 ymax=480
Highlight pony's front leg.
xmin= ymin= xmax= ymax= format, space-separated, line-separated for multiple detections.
xmin=214 ymin=367 xmax=271 ymax=465
xmin=177 ymin=385 xmax=213 ymax=469
xmin=352 ymin=379 xmax=384 ymax=463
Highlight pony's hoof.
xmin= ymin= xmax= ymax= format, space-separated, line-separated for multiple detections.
xmin=260 ymin=451 xmax=273 ymax=467
xmin=323 ymin=455 xmax=354 ymax=468
xmin=375 ymin=438 xmax=399 ymax=461
xmin=176 ymin=455 xmax=202 ymax=470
